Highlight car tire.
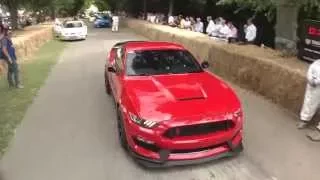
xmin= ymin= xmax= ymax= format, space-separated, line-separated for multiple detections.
xmin=117 ymin=106 xmax=128 ymax=150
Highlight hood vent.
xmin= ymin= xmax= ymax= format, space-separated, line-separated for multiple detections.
xmin=177 ymin=96 xmax=205 ymax=101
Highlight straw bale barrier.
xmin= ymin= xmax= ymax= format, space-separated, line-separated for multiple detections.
xmin=126 ymin=19 xmax=312 ymax=117
xmin=0 ymin=25 xmax=53 ymax=74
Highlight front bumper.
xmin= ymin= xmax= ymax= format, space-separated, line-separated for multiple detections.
xmin=60 ymin=35 xmax=86 ymax=40
xmin=124 ymin=118 xmax=243 ymax=167
xmin=95 ymin=23 xmax=111 ymax=28
xmin=130 ymin=141 xmax=243 ymax=168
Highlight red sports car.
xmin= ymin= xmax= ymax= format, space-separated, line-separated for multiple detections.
xmin=105 ymin=41 xmax=243 ymax=167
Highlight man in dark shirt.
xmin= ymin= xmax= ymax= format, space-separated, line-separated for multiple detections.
xmin=0 ymin=25 xmax=23 ymax=89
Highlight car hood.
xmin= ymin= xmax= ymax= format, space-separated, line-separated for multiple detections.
xmin=125 ymin=72 xmax=241 ymax=123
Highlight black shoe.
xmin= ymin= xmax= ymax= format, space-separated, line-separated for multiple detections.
xmin=307 ymin=129 xmax=320 ymax=142
xmin=297 ymin=121 xmax=308 ymax=129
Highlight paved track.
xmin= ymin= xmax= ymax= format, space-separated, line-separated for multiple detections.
xmin=1 ymin=27 xmax=319 ymax=180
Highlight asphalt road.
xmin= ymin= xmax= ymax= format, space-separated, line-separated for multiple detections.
xmin=1 ymin=27 xmax=320 ymax=180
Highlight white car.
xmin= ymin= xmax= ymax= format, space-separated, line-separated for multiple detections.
xmin=60 ymin=20 xmax=87 ymax=41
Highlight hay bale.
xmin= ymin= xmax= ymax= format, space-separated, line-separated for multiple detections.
xmin=0 ymin=25 xmax=53 ymax=77
xmin=0 ymin=60 xmax=7 ymax=75
xmin=12 ymin=26 xmax=53 ymax=62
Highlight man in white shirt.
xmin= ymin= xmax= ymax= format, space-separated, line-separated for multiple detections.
xmin=194 ymin=18 xmax=204 ymax=33
xmin=244 ymin=18 xmax=257 ymax=43
xmin=206 ymin=16 xmax=215 ymax=35
xmin=227 ymin=22 xmax=238 ymax=43
xmin=150 ymin=14 xmax=156 ymax=23
xmin=179 ymin=17 xmax=186 ymax=29
xmin=184 ymin=17 xmax=192 ymax=30
xmin=112 ymin=15 xmax=119 ymax=32
xmin=298 ymin=59 xmax=320 ymax=141
xmin=168 ymin=15 xmax=175 ymax=26
xmin=217 ymin=19 xmax=231 ymax=38
xmin=210 ymin=18 xmax=223 ymax=37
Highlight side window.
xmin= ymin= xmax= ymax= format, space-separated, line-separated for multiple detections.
xmin=115 ymin=48 xmax=124 ymax=72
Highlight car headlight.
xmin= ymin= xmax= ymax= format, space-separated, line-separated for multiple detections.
xmin=129 ymin=112 xmax=158 ymax=129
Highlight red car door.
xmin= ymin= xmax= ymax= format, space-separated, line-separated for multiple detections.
xmin=110 ymin=48 xmax=124 ymax=101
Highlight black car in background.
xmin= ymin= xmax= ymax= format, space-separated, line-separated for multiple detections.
xmin=298 ymin=19 xmax=320 ymax=62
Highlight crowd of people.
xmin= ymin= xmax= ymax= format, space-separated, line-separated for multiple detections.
xmin=141 ymin=12 xmax=320 ymax=141
xmin=143 ymin=13 xmax=257 ymax=45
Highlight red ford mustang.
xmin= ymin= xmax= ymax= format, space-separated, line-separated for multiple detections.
xmin=105 ymin=41 xmax=243 ymax=167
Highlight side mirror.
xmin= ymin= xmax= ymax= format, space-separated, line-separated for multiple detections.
xmin=108 ymin=66 xmax=116 ymax=73
xmin=201 ymin=61 xmax=210 ymax=69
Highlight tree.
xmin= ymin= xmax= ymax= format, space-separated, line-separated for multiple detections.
xmin=0 ymin=0 xmax=24 ymax=29
xmin=217 ymin=0 xmax=320 ymax=51
xmin=93 ymin=0 xmax=110 ymax=11
xmin=1 ymin=0 xmax=89 ymax=29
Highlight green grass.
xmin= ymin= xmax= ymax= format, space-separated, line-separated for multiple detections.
xmin=0 ymin=40 xmax=66 ymax=156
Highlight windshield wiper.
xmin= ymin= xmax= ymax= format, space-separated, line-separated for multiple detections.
xmin=187 ymin=70 xmax=203 ymax=73
xmin=134 ymin=73 xmax=149 ymax=76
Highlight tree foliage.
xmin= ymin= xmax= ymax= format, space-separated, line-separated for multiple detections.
xmin=217 ymin=0 xmax=320 ymax=12
xmin=0 ymin=0 xmax=89 ymax=29
xmin=93 ymin=0 xmax=110 ymax=11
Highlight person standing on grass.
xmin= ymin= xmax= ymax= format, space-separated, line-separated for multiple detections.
xmin=0 ymin=24 xmax=23 ymax=89
xmin=297 ymin=59 xmax=320 ymax=141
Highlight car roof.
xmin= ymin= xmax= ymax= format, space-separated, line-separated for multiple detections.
xmin=123 ymin=41 xmax=185 ymax=51
xmin=64 ymin=20 xmax=84 ymax=24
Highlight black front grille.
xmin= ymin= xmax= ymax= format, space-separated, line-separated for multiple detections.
xmin=164 ymin=120 xmax=234 ymax=139
xmin=171 ymin=142 xmax=226 ymax=154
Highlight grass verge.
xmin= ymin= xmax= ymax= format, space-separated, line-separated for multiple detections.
xmin=0 ymin=40 xmax=66 ymax=156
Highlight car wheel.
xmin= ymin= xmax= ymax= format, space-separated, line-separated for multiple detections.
xmin=117 ymin=106 xmax=128 ymax=150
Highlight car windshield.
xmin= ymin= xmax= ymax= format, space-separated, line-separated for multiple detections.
xmin=126 ymin=50 xmax=203 ymax=76
xmin=102 ymin=16 xmax=110 ymax=20
xmin=64 ymin=22 xmax=82 ymax=28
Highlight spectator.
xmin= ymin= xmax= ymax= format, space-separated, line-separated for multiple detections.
xmin=190 ymin=17 xmax=196 ymax=31
xmin=206 ymin=16 xmax=215 ymax=35
xmin=194 ymin=18 xmax=204 ymax=33
xmin=159 ymin=14 xmax=166 ymax=24
xmin=217 ymin=19 xmax=231 ymax=38
xmin=184 ymin=17 xmax=192 ymax=30
xmin=297 ymin=59 xmax=320 ymax=141
xmin=112 ymin=13 xmax=119 ymax=32
xmin=179 ymin=16 xmax=186 ymax=29
xmin=244 ymin=18 xmax=257 ymax=44
xmin=150 ymin=14 xmax=156 ymax=23
xmin=155 ymin=13 xmax=160 ymax=24
xmin=227 ymin=22 xmax=238 ymax=43
xmin=168 ymin=15 xmax=176 ymax=27
xmin=174 ymin=16 xmax=180 ymax=26
xmin=0 ymin=25 xmax=23 ymax=89
xmin=210 ymin=18 xmax=223 ymax=37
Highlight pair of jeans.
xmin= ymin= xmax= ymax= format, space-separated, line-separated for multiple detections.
xmin=6 ymin=60 xmax=20 ymax=87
